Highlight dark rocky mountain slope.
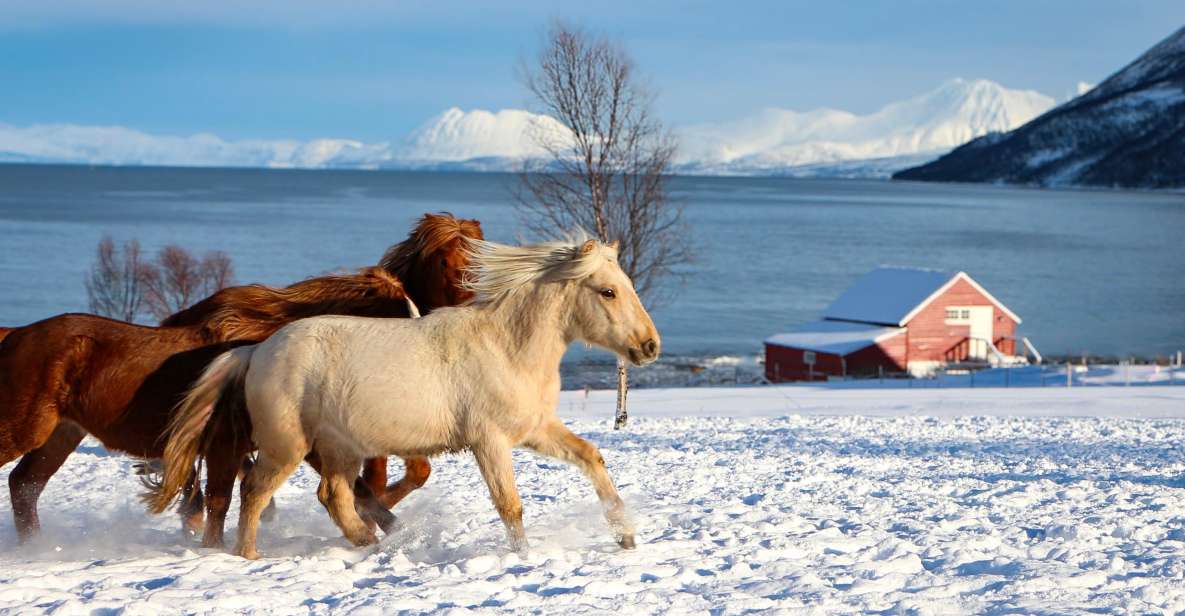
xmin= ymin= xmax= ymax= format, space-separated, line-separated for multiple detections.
xmin=894 ymin=26 xmax=1185 ymax=189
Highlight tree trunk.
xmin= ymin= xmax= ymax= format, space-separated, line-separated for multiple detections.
xmin=614 ymin=359 xmax=629 ymax=429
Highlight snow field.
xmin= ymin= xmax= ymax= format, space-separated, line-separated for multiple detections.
xmin=0 ymin=387 xmax=1184 ymax=614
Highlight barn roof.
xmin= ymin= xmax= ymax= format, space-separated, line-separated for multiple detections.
xmin=822 ymin=267 xmax=1021 ymax=326
xmin=764 ymin=320 xmax=906 ymax=356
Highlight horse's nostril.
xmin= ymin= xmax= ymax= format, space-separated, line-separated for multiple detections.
xmin=643 ymin=339 xmax=658 ymax=357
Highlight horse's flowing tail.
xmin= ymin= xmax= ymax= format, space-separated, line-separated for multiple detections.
xmin=145 ymin=345 xmax=255 ymax=514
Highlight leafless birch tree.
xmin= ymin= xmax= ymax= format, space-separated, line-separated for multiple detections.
xmin=516 ymin=21 xmax=691 ymax=428
xmin=86 ymin=236 xmax=151 ymax=323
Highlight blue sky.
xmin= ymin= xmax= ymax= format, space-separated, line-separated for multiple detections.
xmin=2 ymin=1 xmax=1183 ymax=141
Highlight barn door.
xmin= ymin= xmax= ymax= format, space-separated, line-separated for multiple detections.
xmin=968 ymin=306 xmax=994 ymax=359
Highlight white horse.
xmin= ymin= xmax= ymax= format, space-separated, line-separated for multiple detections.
xmin=149 ymin=237 xmax=660 ymax=559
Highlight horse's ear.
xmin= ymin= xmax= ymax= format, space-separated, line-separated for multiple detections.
xmin=608 ymin=239 xmax=620 ymax=251
xmin=580 ymin=239 xmax=597 ymax=255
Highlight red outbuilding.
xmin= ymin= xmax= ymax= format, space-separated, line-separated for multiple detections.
xmin=764 ymin=268 xmax=1026 ymax=382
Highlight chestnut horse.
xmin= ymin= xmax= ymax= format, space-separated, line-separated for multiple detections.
xmin=0 ymin=213 xmax=481 ymax=545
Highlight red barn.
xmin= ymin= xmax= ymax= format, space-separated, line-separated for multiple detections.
xmin=764 ymin=268 xmax=1024 ymax=382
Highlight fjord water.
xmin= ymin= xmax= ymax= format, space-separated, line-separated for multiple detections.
xmin=0 ymin=164 xmax=1182 ymax=381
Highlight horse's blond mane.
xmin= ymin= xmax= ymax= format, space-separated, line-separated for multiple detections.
xmin=463 ymin=235 xmax=618 ymax=305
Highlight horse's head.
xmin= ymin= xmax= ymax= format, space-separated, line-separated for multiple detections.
xmin=568 ymin=240 xmax=661 ymax=366
xmin=464 ymin=237 xmax=661 ymax=367
xmin=380 ymin=213 xmax=484 ymax=311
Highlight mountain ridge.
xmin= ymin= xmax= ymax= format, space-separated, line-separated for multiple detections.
xmin=894 ymin=26 xmax=1185 ymax=188
xmin=0 ymin=78 xmax=1056 ymax=178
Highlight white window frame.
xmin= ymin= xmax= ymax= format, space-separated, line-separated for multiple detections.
xmin=945 ymin=306 xmax=974 ymax=324
xmin=803 ymin=350 xmax=816 ymax=365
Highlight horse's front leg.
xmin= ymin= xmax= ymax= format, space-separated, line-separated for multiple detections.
xmin=524 ymin=419 xmax=635 ymax=549
xmin=8 ymin=421 xmax=87 ymax=543
xmin=472 ymin=437 xmax=527 ymax=553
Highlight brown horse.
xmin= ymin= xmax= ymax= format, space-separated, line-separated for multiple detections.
xmin=1 ymin=213 xmax=482 ymax=545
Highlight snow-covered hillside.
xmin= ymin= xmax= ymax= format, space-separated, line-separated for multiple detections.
xmin=896 ymin=26 xmax=1185 ymax=188
xmin=675 ymin=79 xmax=1054 ymax=175
xmin=2 ymin=386 xmax=1184 ymax=614
xmin=0 ymin=79 xmax=1055 ymax=177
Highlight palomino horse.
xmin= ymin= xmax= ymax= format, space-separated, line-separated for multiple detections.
xmin=151 ymin=237 xmax=660 ymax=559
xmin=161 ymin=212 xmax=481 ymax=512
xmin=0 ymin=213 xmax=482 ymax=545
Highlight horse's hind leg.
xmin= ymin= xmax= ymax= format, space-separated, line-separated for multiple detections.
xmin=235 ymin=451 xmax=301 ymax=560
xmin=307 ymin=451 xmax=396 ymax=535
xmin=472 ymin=438 xmax=527 ymax=552
xmin=377 ymin=456 xmax=431 ymax=509
xmin=316 ymin=452 xmax=377 ymax=547
xmin=176 ymin=471 xmax=205 ymax=537
xmin=8 ymin=421 xmax=87 ymax=542
xmin=199 ymin=452 xmax=241 ymax=548
xmin=237 ymin=456 xmax=277 ymax=522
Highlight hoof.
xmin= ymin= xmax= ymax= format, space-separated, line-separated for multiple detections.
xmin=376 ymin=512 xmax=402 ymax=536
xmin=348 ymin=531 xmax=379 ymax=548
xmin=182 ymin=518 xmax=204 ymax=538
xmin=235 ymin=546 xmax=260 ymax=560
xmin=618 ymin=535 xmax=636 ymax=550
xmin=509 ymin=536 xmax=530 ymax=556
xmin=200 ymin=535 xmax=225 ymax=549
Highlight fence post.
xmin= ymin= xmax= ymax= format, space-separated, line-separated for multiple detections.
xmin=1066 ymin=362 xmax=1072 ymax=388
xmin=878 ymin=365 xmax=883 ymax=385
xmin=1005 ymin=367 xmax=1010 ymax=388
xmin=1125 ymin=359 xmax=1130 ymax=387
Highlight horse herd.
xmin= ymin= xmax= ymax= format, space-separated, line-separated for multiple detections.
xmin=0 ymin=213 xmax=661 ymax=559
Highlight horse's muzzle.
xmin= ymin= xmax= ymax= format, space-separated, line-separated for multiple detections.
xmin=627 ymin=338 xmax=660 ymax=366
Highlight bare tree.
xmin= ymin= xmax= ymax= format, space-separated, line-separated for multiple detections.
xmin=85 ymin=237 xmax=235 ymax=323
xmin=86 ymin=236 xmax=152 ymax=323
xmin=516 ymin=21 xmax=691 ymax=429
xmin=143 ymin=245 xmax=236 ymax=322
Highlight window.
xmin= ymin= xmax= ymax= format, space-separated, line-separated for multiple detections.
xmin=945 ymin=306 xmax=973 ymax=324
xmin=803 ymin=351 xmax=816 ymax=365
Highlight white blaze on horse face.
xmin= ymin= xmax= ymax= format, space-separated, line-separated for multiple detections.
xmin=576 ymin=251 xmax=661 ymax=367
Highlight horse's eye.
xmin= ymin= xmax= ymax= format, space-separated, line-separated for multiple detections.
xmin=600 ymin=288 xmax=616 ymax=299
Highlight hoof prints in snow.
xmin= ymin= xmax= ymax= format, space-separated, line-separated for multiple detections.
xmin=2 ymin=413 xmax=1185 ymax=614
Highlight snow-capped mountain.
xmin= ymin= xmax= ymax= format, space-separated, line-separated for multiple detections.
xmin=895 ymin=26 xmax=1185 ymax=188
xmin=0 ymin=123 xmax=391 ymax=169
xmin=0 ymin=78 xmax=1056 ymax=177
xmin=395 ymin=108 xmax=568 ymax=164
xmin=674 ymin=78 xmax=1054 ymax=175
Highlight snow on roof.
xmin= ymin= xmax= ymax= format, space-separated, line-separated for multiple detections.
xmin=764 ymin=320 xmax=905 ymax=356
xmin=822 ymin=267 xmax=955 ymax=326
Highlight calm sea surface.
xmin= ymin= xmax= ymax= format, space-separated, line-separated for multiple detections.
xmin=1 ymin=165 xmax=1182 ymax=384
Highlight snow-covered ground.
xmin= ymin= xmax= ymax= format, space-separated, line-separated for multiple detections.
xmin=3 ymin=386 xmax=1185 ymax=614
